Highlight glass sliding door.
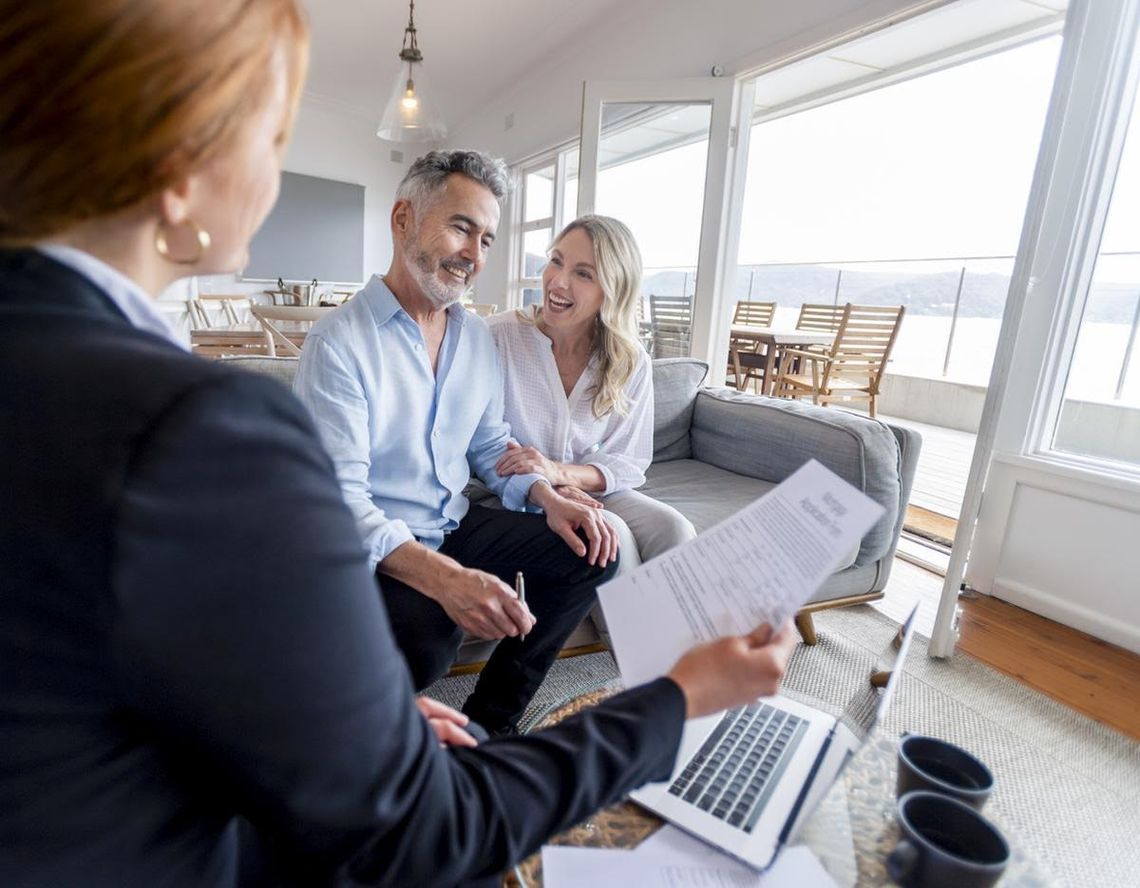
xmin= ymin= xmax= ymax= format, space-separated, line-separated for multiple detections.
xmin=578 ymin=79 xmax=737 ymax=367
xmin=958 ymin=0 xmax=1140 ymax=658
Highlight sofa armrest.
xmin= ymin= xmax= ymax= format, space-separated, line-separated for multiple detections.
xmin=688 ymin=388 xmax=921 ymax=568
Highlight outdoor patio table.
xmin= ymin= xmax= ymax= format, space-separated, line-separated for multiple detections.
xmin=729 ymin=324 xmax=834 ymax=395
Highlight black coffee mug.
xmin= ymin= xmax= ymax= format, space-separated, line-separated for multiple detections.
xmin=888 ymin=791 xmax=1010 ymax=888
xmin=898 ymin=733 xmax=994 ymax=810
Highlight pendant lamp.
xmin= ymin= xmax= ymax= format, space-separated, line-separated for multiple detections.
xmin=376 ymin=0 xmax=447 ymax=142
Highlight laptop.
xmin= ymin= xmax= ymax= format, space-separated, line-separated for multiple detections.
xmin=630 ymin=606 xmax=918 ymax=871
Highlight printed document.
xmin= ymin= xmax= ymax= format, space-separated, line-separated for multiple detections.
xmin=541 ymin=827 xmax=836 ymax=886
xmin=597 ymin=460 xmax=884 ymax=686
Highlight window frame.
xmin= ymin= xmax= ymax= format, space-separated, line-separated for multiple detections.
xmin=509 ymin=145 xmax=578 ymax=309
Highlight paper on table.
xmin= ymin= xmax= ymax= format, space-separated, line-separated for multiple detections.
xmin=541 ymin=830 xmax=837 ymax=887
xmin=597 ymin=460 xmax=884 ymax=687
xmin=634 ymin=824 xmax=758 ymax=870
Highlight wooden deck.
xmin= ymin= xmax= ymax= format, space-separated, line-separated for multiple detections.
xmin=880 ymin=413 xmax=976 ymax=521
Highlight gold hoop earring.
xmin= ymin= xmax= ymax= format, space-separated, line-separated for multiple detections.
xmin=155 ymin=218 xmax=211 ymax=266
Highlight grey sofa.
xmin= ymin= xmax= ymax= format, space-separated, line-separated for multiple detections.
xmin=644 ymin=359 xmax=920 ymax=643
xmin=222 ymin=355 xmax=920 ymax=647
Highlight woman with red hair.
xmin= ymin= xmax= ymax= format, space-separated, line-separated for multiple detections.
xmin=0 ymin=3 xmax=797 ymax=885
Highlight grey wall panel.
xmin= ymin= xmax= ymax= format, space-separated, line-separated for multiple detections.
xmin=245 ymin=172 xmax=364 ymax=283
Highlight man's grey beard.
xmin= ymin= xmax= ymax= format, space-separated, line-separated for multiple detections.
xmin=404 ymin=241 xmax=468 ymax=310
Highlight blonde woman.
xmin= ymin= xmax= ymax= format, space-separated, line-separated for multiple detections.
xmin=490 ymin=215 xmax=696 ymax=569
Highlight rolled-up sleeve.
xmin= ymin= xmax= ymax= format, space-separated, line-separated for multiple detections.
xmin=293 ymin=334 xmax=413 ymax=570
xmin=587 ymin=356 xmax=654 ymax=495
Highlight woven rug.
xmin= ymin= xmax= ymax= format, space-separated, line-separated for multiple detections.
xmin=423 ymin=606 xmax=1140 ymax=886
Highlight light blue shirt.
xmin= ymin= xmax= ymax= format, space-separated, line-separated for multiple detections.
xmin=294 ymin=276 xmax=542 ymax=571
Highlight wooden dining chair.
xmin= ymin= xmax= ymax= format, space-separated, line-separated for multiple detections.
xmin=190 ymin=294 xmax=250 ymax=329
xmin=772 ymin=303 xmax=905 ymax=418
xmin=648 ymin=293 xmax=693 ymax=358
xmin=726 ymin=300 xmax=777 ymax=391
xmin=249 ymin=304 xmax=333 ymax=357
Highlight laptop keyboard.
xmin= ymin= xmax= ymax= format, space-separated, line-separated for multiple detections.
xmin=666 ymin=702 xmax=807 ymax=833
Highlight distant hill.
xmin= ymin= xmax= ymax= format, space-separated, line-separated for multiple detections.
xmin=523 ymin=251 xmax=1140 ymax=323
xmin=645 ymin=264 xmax=1140 ymax=323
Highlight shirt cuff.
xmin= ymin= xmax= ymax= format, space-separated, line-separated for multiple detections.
xmin=369 ymin=518 xmax=416 ymax=572
xmin=501 ymin=472 xmax=545 ymax=511
xmin=586 ymin=461 xmax=618 ymax=496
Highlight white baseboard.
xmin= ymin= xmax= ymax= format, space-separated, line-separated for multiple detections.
xmin=991 ymin=577 xmax=1140 ymax=655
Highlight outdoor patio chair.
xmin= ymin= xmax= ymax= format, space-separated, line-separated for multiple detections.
xmin=648 ymin=292 xmax=693 ymax=358
xmin=795 ymin=302 xmax=846 ymax=333
xmin=772 ymin=303 xmax=905 ymax=418
xmin=726 ymin=299 xmax=777 ymax=391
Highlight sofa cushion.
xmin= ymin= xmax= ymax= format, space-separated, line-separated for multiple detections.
xmin=219 ymin=355 xmax=299 ymax=387
xmin=689 ymin=388 xmax=902 ymax=567
xmin=652 ymin=359 xmax=709 ymax=462
xmin=641 ymin=459 xmax=858 ymax=573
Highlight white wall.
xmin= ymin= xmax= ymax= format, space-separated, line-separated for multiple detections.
xmin=446 ymin=0 xmax=929 ymax=304
xmin=192 ymin=95 xmax=408 ymax=299
xmin=967 ymin=457 xmax=1140 ymax=654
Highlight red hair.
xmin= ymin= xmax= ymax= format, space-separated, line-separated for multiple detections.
xmin=0 ymin=0 xmax=309 ymax=243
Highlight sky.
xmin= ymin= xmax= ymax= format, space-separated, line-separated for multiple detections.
xmin=586 ymin=36 xmax=1137 ymax=277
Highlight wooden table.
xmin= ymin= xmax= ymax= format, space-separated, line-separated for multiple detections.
xmin=729 ymin=325 xmax=834 ymax=395
xmin=510 ymin=687 xmax=1049 ymax=887
xmin=190 ymin=324 xmax=307 ymax=358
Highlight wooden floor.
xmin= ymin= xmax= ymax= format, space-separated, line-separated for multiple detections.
xmin=875 ymin=559 xmax=1140 ymax=740
xmin=957 ymin=591 xmax=1140 ymax=741
xmin=869 ymin=416 xmax=1140 ymax=740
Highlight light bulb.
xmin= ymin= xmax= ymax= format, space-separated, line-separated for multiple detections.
xmin=401 ymin=78 xmax=418 ymax=110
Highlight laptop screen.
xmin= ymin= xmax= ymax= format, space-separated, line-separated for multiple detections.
xmin=784 ymin=605 xmax=919 ymax=845
xmin=837 ymin=604 xmax=918 ymax=743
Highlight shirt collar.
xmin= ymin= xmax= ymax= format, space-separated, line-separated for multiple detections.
xmin=36 ymin=244 xmax=188 ymax=351
xmin=359 ymin=274 xmax=470 ymax=329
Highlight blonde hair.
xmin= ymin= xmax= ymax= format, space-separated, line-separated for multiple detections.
xmin=0 ymin=0 xmax=309 ymax=244
xmin=531 ymin=215 xmax=644 ymax=419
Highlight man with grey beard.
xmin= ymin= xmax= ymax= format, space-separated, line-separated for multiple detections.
xmin=294 ymin=150 xmax=619 ymax=737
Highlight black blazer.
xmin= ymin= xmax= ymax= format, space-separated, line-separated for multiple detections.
xmin=0 ymin=250 xmax=685 ymax=888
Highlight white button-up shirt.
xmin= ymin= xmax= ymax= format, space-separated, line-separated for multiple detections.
xmin=487 ymin=307 xmax=653 ymax=496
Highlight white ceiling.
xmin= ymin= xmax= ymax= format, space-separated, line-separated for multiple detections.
xmin=574 ymin=0 xmax=1069 ymax=172
xmin=753 ymin=0 xmax=1068 ymax=115
xmin=301 ymin=0 xmax=626 ymax=131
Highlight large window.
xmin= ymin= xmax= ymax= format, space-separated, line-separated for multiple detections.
xmin=513 ymin=147 xmax=578 ymax=307
xmin=736 ymin=36 xmax=1061 ymax=385
xmin=1052 ymin=58 xmax=1140 ymax=468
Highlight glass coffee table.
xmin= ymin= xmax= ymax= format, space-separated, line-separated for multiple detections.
xmin=507 ymin=686 xmax=1051 ymax=887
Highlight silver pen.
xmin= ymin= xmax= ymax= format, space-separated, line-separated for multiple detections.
xmin=516 ymin=571 xmax=527 ymax=641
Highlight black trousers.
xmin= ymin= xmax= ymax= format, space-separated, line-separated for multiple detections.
xmin=378 ymin=504 xmax=617 ymax=730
